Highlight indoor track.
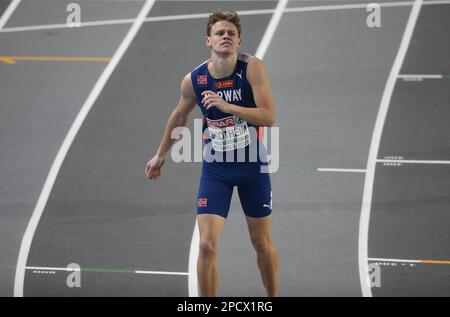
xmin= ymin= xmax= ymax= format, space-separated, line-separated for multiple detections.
xmin=0 ymin=0 xmax=449 ymax=297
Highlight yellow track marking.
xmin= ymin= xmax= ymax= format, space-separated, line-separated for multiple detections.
xmin=421 ymin=260 xmax=450 ymax=265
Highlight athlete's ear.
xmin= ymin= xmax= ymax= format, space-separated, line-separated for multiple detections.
xmin=205 ymin=36 xmax=212 ymax=48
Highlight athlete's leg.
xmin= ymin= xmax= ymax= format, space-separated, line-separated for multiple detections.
xmin=246 ymin=215 xmax=279 ymax=297
xmin=197 ymin=214 xmax=226 ymax=297
xmin=196 ymin=162 xmax=234 ymax=296
xmin=237 ymin=166 xmax=278 ymax=296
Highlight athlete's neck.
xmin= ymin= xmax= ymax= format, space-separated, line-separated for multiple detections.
xmin=208 ymin=52 xmax=238 ymax=79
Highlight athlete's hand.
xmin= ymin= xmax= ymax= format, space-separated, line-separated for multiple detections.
xmin=201 ymin=91 xmax=231 ymax=113
xmin=145 ymin=155 xmax=165 ymax=180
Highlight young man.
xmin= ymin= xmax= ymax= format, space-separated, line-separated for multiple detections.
xmin=145 ymin=10 xmax=279 ymax=297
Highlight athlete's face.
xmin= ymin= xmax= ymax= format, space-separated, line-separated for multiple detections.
xmin=205 ymin=21 xmax=241 ymax=54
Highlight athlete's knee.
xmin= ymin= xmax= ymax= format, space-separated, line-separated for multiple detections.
xmin=250 ymin=236 xmax=272 ymax=255
xmin=199 ymin=240 xmax=218 ymax=260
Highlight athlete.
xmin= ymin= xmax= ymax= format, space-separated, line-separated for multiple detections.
xmin=145 ymin=10 xmax=279 ymax=297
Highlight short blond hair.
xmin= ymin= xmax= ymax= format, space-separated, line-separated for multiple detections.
xmin=207 ymin=10 xmax=241 ymax=37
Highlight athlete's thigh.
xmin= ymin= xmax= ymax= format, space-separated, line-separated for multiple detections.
xmin=197 ymin=214 xmax=226 ymax=244
xmin=245 ymin=214 xmax=273 ymax=242
xmin=237 ymin=170 xmax=272 ymax=218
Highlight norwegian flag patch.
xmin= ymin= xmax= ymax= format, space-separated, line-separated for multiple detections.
xmin=198 ymin=198 xmax=207 ymax=207
xmin=197 ymin=75 xmax=207 ymax=85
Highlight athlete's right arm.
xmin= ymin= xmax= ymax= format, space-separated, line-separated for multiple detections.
xmin=145 ymin=73 xmax=197 ymax=180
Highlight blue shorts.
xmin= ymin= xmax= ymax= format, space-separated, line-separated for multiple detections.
xmin=197 ymin=161 xmax=272 ymax=218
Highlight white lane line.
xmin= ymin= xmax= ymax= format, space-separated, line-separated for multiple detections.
xmin=188 ymin=221 xmax=199 ymax=297
xmin=284 ymin=0 xmax=449 ymax=13
xmin=425 ymin=0 xmax=450 ymax=4
xmin=0 ymin=9 xmax=273 ymax=34
xmin=3 ymin=0 xmax=450 ymax=34
xmin=13 ymin=0 xmax=156 ymax=298
xmin=255 ymin=0 xmax=288 ymax=59
xmin=0 ymin=18 xmax=135 ymax=33
xmin=377 ymin=159 xmax=450 ymax=165
xmin=136 ymin=270 xmax=189 ymax=276
xmin=187 ymin=0 xmax=289 ymax=298
xmin=368 ymin=258 xmax=420 ymax=264
xmin=33 ymin=271 xmax=56 ymax=275
xmin=147 ymin=8 xmax=274 ymax=22
xmin=317 ymin=168 xmax=367 ymax=173
xmin=285 ymin=1 xmax=413 ymax=14
xmin=72 ymin=0 xmax=145 ymax=2
xmin=0 ymin=0 xmax=21 ymax=29
xmin=27 ymin=266 xmax=79 ymax=272
xmin=369 ymin=258 xmax=450 ymax=265
xmin=358 ymin=0 xmax=423 ymax=298
xmin=26 ymin=266 xmax=188 ymax=276
xmin=399 ymin=74 xmax=444 ymax=80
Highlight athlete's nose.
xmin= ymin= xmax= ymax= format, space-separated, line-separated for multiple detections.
xmin=222 ymin=33 xmax=231 ymax=40
xmin=221 ymin=36 xmax=232 ymax=46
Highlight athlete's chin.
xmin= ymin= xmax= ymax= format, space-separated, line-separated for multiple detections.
xmin=213 ymin=47 xmax=238 ymax=55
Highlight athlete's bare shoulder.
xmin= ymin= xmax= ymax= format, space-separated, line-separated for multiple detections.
xmin=238 ymin=52 xmax=256 ymax=63
xmin=246 ymin=55 xmax=264 ymax=68
xmin=246 ymin=56 xmax=268 ymax=85
xmin=181 ymin=72 xmax=195 ymax=99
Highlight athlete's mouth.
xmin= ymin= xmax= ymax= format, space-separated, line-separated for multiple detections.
xmin=221 ymin=42 xmax=232 ymax=46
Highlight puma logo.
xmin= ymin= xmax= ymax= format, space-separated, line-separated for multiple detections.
xmin=263 ymin=191 xmax=273 ymax=209
xmin=236 ymin=71 xmax=243 ymax=80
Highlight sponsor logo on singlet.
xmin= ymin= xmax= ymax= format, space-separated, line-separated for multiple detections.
xmin=215 ymin=80 xmax=233 ymax=89
xmin=206 ymin=116 xmax=251 ymax=152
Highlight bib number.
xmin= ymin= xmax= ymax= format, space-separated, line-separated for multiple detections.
xmin=206 ymin=116 xmax=251 ymax=152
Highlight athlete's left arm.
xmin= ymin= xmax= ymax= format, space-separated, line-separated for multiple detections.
xmin=202 ymin=58 xmax=276 ymax=127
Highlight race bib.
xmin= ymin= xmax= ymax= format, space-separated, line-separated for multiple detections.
xmin=206 ymin=116 xmax=251 ymax=152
